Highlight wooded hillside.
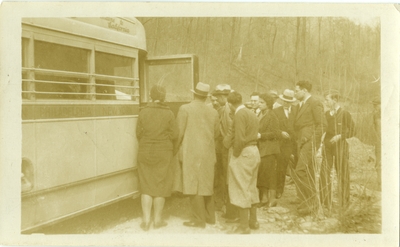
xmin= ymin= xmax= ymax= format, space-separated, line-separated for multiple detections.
xmin=137 ymin=17 xmax=380 ymax=103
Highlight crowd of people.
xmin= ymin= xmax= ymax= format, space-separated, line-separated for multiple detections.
xmin=135 ymin=80 xmax=379 ymax=234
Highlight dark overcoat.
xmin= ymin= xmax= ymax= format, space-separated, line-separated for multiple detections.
xmin=258 ymin=109 xmax=281 ymax=157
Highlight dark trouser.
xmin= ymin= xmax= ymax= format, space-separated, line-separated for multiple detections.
xmin=320 ymin=139 xmax=350 ymax=207
xmin=277 ymin=142 xmax=293 ymax=195
xmin=257 ymin=155 xmax=278 ymax=190
xmin=189 ymin=195 xmax=215 ymax=224
xmin=214 ymin=151 xmax=225 ymax=210
xmin=238 ymin=205 xmax=257 ymax=228
xmin=292 ymin=140 xmax=318 ymax=211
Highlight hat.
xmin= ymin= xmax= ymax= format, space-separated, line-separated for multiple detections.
xmin=268 ymin=90 xmax=279 ymax=98
xmin=213 ymin=84 xmax=232 ymax=95
xmin=191 ymin=82 xmax=211 ymax=97
xmin=279 ymin=89 xmax=296 ymax=102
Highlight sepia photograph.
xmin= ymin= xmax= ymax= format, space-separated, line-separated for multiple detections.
xmin=0 ymin=2 xmax=399 ymax=247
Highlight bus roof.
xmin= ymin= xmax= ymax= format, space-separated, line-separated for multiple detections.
xmin=22 ymin=17 xmax=147 ymax=51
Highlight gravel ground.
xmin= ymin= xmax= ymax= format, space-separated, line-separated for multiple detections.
xmin=37 ymin=137 xmax=381 ymax=235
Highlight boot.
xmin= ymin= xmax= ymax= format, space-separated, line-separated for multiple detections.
xmin=249 ymin=205 xmax=259 ymax=230
xmin=261 ymin=189 xmax=269 ymax=204
xmin=268 ymin=190 xmax=278 ymax=207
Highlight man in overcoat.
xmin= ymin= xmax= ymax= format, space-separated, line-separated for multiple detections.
xmin=273 ymin=89 xmax=298 ymax=199
xmin=176 ymin=82 xmax=220 ymax=228
xmin=293 ymin=81 xmax=327 ymax=216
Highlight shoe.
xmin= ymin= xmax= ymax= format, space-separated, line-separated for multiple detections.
xmin=183 ymin=221 xmax=206 ymax=228
xmin=228 ymin=226 xmax=251 ymax=234
xmin=221 ymin=213 xmax=236 ymax=219
xmin=249 ymin=221 xmax=259 ymax=230
xmin=225 ymin=217 xmax=240 ymax=223
xmin=154 ymin=221 xmax=168 ymax=229
xmin=268 ymin=190 xmax=278 ymax=207
xmin=140 ymin=221 xmax=151 ymax=231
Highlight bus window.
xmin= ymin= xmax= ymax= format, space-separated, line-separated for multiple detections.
xmin=22 ymin=38 xmax=29 ymax=100
xmin=33 ymin=41 xmax=90 ymax=100
xmin=95 ymin=52 xmax=135 ymax=101
xmin=35 ymin=41 xmax=88 ymax=73
xmin=143 ymin=55 xmax=198 ymax=103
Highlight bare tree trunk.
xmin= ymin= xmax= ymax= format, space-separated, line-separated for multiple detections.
xmin=228 ymin=17 xmax=237 ymax=82
xmin=295 ymin=17 xmax=300 ymax=82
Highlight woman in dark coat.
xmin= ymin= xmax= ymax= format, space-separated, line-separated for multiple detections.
xmin=136 ymin=85 xmax=178 ymax=231
xmin=257 ymin=93 xmax=281 ymax=207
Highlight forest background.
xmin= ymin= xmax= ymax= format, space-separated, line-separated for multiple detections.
xmin=137 ymin=17 xmax=381 ymax=145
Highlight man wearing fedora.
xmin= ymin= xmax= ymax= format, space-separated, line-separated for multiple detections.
xmin=293 ymin=81 xmax=327 ymax=216
xmin=211 ymin=84 xmax=238 ymax=219
xmin=176 ymin=82 xmax=220 ymax=228
xmin=320 ymin=90 xmax=355 ymax=208
xmin=273 ymin=89 xmax=298 ymax=199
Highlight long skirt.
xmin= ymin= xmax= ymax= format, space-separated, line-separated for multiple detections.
xmin=228 ymin=145 xmax=260 ymax=209
xmin=257 ymin=154 xmax=278 ymax=190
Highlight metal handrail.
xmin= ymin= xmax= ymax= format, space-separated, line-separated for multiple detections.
xmin=22 ymin=67 xmax=90 ymax=79
xmin=34 ymin=91 xmax=92 ymax=95
xmin=22 ymin=79 xmax=88 ymax=86
xmin=21 ymin=68 xmax=140 ymax=100
xmin=23 ymin=79 xmax=138 ymax=90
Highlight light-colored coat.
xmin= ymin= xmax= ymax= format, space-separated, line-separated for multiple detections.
xmin=176 ymin=99 xmax=220 ymax=196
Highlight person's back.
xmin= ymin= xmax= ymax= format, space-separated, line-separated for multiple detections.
xmin=232 ymin=106 xmax=259 ymax=157
xmin=179 ymin=101 xmax=219 ymax=154
xmin=136 ymin=85 xmax=178 ymax=231
xmin=176 ymin=82 xmax=220 ymax=229
xmin=137 ymin=104 xmax=176 ymax=143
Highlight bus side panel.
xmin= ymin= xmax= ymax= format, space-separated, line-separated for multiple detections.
xmin=22 ymin=123 xmax=37 ymax=170
xmin=21 ymin=169 xmax=138 ymax=232
xmin=33 ymin=120 xmax=97 ymax=190
xmin=94 ymin=117 xmax=138 ymax=176
xmin=21 ymin=117 xmax=139 ymax=232
xmin=93 ymin=169 xmax=138 ymax=205
xmin=21 ymin=179 xmax=96 ymax=231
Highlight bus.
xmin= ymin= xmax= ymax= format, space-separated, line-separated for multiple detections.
xmin=21 ymin=17 xmax=199 ymax=233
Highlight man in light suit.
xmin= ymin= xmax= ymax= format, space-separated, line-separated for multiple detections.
xmin=293 ymin=81 xmax=327 ymax=216
xmin=177 ymin=82 xmax=220 ymax=228
xmin=273 ymin=89 xmax=298 ymax=199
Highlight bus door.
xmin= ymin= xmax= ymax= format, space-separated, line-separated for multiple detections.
xmin=141 ymin=54 xmax=199 ymax=116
